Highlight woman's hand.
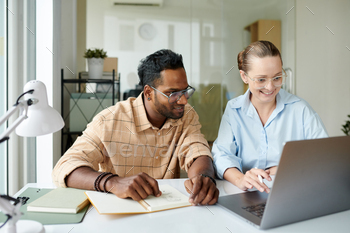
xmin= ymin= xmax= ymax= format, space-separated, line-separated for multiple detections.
xmin=224 ymin=167 xmax=272 ymax=193
xmin=265 ymin=166 xmax=278 ymax=175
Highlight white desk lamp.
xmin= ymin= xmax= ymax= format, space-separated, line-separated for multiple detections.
xmin=0 ymin=80 xmax=64 ymax=233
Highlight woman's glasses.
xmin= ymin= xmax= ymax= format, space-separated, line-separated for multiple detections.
xmin=244 ymin=69 xmax=287 ymax=90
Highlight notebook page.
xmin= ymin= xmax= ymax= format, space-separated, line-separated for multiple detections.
xmin=144 ymin=184 xmax=190 ymax=212
xmin=85 ymin=191 xmax=147 ymax=214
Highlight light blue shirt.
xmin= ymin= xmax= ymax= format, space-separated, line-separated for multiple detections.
xmin=212 ymin=89 xmax=328 ymax=179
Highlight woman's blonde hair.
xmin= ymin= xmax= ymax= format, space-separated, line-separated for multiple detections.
xmin=237 ymin=40 xmax=282 ymax=73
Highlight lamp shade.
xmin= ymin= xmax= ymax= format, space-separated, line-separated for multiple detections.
xmin=15 ymin=80 xmax=64 ymax=137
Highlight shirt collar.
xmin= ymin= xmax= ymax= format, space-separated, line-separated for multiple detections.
xmin=133 ymin=93 xmax=184 ymax=132
xmin=277 ymin=88 xmax=300 ymax=105
xmin=230 ymin=88 xmax=300 ymax=117
xmin=230 ymin=89 xmax=252 ymax=116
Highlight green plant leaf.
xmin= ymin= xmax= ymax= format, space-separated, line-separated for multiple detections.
xmin=84 ymin=48 xmax=108 ymax=58
xmin=341 ymin=115 xmax=350 ymax=136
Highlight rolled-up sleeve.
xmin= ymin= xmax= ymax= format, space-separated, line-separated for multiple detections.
xmin=176 ymin=109 xmax=212 ymax=172
xmin=52 ymin=117 xmax=106 ymax=187
xmin=212 ymin=107 xmax=241 ymax=179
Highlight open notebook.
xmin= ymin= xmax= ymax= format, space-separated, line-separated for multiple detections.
xmin=85 ymin=184 xmax=191 ymax=214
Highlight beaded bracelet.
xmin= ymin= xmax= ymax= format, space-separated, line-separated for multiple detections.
xmin=94 ymin=172 xmax=112 ymax=192
xmin=200 ymin=174 xmax=217 ymax=186
xmin=103 ymin=174 xmax=119 ymax=193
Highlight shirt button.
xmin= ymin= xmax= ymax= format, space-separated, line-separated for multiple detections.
xmin=155 ymin=156 xmax=158 ymax=159
xmin=262 ymin=151 xmax=266 ymax=155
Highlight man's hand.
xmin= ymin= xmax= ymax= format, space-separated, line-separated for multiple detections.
xmin=106 ymin=172 xmax=161 ymax=201
xmin=184 ymin=174 xmax=219 ymax=205
xmin=185 ymin=156 xmax=219 ymax=205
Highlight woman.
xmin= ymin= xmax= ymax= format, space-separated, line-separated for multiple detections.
xmin=212 ymin=41 xmax=328 ymax=193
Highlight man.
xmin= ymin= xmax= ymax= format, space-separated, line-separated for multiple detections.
xmin=52 ymin=49 xmax=219 ymax=205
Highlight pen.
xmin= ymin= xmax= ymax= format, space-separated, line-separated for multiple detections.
xmin=255 ymin=167 xmax=263 ymax=183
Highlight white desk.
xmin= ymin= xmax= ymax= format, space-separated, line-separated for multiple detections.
xmin=15 ymin=179 xmax=350 ymax=233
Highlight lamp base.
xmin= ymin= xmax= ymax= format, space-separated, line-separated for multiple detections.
xmin=2 ymin=220 xmax=45 ymax=233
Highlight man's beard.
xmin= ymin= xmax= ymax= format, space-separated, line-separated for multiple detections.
xmin=154 ymin=94 xmax=184 ymax=119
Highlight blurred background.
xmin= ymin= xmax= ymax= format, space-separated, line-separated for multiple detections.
xmin=1 ymin=0 xmax=349 ymax=194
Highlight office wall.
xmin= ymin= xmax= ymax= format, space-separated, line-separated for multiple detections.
xmin=295 ymin=0 xmax=350 ymax=136
xmin=222 ymin=0 xmax=295 ymax=98
xmin=85 ymin=0 xmax=217 ymax=97
xmin=62 ymin=0 xmax=350 ymax=146
xmin=85 ymin=0 xmax=294 ymax=101
xmin=82 ymin=0 xmax=294 ymax=142
xmin=85 ymin=0 xmax=226 ymax=143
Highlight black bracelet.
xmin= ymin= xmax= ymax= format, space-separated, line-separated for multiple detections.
xmin=94 ymin=172 xmax=111 ymax=192
xmin=200 ymin=174 xmax=217 ymax=186
xmin=103 ymin=174 xmax=119 ymax=193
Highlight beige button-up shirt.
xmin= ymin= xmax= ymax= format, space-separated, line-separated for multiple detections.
xmin=52 ymin=94 xmax=212 ymax=187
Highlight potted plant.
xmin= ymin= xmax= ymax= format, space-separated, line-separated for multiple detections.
xmin=341 ymin=115 xmax=350 ymax=136
xmin=84 ymin=48 xmax=107 ymax=79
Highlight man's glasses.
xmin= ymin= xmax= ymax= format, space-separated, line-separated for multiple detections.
xmin=244 ymin=69 xmax=287 ymax=90
xmin=150 ymin=85 xmax=195 ymax=104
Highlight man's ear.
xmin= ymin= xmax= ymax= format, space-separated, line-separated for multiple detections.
xmin=144 ymin=85 xmax=153 ymax=101
xmin=239 ymin=70 xmax=248 ymax=84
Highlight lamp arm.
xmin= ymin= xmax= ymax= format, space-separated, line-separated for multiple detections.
xmin=0 ymin=195 xmax=23 ymax=233
xmin=0 ymin=102 xmax=29 ymax=143
xmin=0 ymin=89 xmax=35 ymax=143
xmin=0 ymin=195 xmax=17 ymax=214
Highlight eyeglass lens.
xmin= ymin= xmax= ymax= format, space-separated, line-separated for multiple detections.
xmin=256 ymin=76 xmax=283 ymax=88
xmin=169 ymin=88 xmax=195 ymax=103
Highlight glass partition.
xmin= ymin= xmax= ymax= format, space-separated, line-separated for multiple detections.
xmin=80 ymin=0 xmax=295 ymax=148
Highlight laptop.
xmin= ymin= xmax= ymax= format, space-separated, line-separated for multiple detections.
xmin=217 ymin=136 xmax=350 ymax=229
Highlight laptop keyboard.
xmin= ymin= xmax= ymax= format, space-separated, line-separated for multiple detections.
xmin=242 ymin=203 xmax=266 ymax=218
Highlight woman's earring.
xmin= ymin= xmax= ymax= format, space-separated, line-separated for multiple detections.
xmin=148 ymin=97 xmax=150 ymax=100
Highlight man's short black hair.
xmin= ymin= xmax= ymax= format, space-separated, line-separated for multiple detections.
xmin=138 ymin=49 xmax=184 ymax=88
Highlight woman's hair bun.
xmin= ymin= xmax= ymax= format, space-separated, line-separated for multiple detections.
xmin=237 ymin=50 xmax=245 ymax=70
xmin=237 ymin=41 xmax=282 ymax=73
